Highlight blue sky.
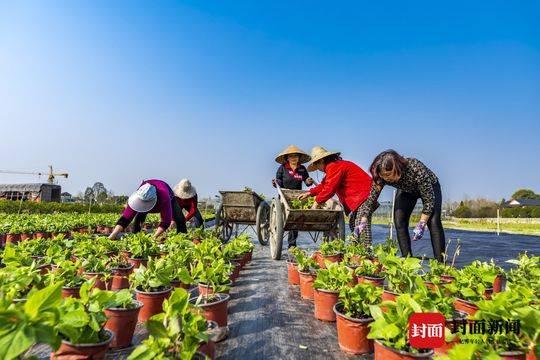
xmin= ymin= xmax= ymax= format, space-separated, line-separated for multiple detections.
xmin=0 ymin=0 xmax=539 ymax=202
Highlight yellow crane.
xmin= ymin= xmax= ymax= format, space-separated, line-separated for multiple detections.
xmin=0 ymin=165 xmax=69 ymax=184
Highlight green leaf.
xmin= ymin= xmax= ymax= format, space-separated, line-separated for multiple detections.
xmin=0 ymin=324 xmax=35 ymax=360
xmin=24 ymin=282 xmax=63 ymax=319
xmin=61 ymin=308 xmax=89 ymax=328
xmin=146 ymin=319 xmax=169 ymax=338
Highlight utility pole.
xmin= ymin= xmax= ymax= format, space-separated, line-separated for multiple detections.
xmin=389 ymin=189 xmax=396 ymax=239
xmin=497 ymin=208 xmax=500 ymax=236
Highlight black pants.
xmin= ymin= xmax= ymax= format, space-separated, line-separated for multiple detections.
xmin=132 ymin=200 xmax=187 ymax=234
xmin=287 ymin=230 xmax=298 ymax=248
xmin=394 ymin=182 xmax=445 ymax=261
xmin=190 ymin=209 xmax=205 ymax=228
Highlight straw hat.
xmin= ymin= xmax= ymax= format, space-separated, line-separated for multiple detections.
xmin=128 ymin=183 xmax=157 ymax=213
xmin=173 ymin=179 xmax=197 ymax=199
xmin=307 ymin=146 xmax=341 ymax=171
xmin=275 ymin=145 xmax=311 ymax=164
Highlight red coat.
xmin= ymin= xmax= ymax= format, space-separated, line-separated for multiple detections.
xmin=309 ymin=160 xmax=372 ymax=214
xmin=175 ymin=195 xmax=198 ymax=221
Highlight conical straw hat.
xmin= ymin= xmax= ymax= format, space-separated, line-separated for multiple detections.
xmin=307 ymin=146 xmax=341 ymax=171
xmin=275 ymin=145 xmax=311 ymax=164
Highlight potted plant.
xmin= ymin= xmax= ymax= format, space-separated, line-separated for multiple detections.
xmin=192 ymin=259 xmax=233 ymax=296
xmin=109 ymin=254 xmax=134 ymax=291
xmin=318 ymin=239 xmax=346 ymax=268
xmin=423 ymin=259 xmax=457 ymax=291
xmin=124 ymin=232 xmax=160 ymax=268
xmin=286 ymin=247 xmax=302 ymax=286
xmin=505 ymin=253 xmax=538 ymax=293
xmin=47 ymin=260 xmax=87 ymax=298
xmin=130 ymin=257 xmax=172 ymax=322
xmin=368 ymin=293 xmax=434 ymax=359
xmin=296 ymin=250 xmax=319 ymax=300
xmin=0 ymin=283 xmax=64 ymax=359
xmin=128 ymin=288 xmax=209 ymax=360
xmin=0 ymin=263 xmax=44 ymax=302
xmin=355 ymin=258 xmax=385 ymax=287
xmin=103 ymin=289 xmax=143 ymax=349
xmin=313 ymin=262 xmax=353 ymax=322
xmin=80 ymin=254 xmax=112 ymax=290
xmin=382 ymin=255 xmax=423 ymax=302
xmin=334 ymin=283 xmax=383 ymax=354
xmin=54 ymin=282 xmax=114 ymax=359
xmin=165 ymin=254 xmax=194 ymax=289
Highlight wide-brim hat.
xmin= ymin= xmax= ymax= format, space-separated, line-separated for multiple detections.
xmin=174 ymin=179 xmax=197 ymax=199
xmin=128 ymin=183 xmax=157 ymax=213
xmin=275 ymin=145 xmax=311 ymax=164
xmin=307 ymin=146 xmax=341 ymax=171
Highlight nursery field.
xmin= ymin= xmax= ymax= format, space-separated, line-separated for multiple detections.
xmin=0 ymin=217 xmax=538 ymax=360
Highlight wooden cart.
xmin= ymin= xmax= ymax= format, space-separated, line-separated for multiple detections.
xmin=269 ymin=186 xmax=346 ymax=260
xmin=214 ymin=190 xmax=270 ymax=244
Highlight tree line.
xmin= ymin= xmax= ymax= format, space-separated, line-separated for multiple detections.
xmin=450 ymin=189 xmax=540 ymax=218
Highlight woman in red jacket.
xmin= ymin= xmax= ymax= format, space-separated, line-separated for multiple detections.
xmin=298 ymin=146 xmax=376 ymax=246
xmin=173 ymin=179 xmax=204 ymax=231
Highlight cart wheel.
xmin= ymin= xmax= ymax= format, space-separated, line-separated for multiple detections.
xmin=269 ymin=198 xmax=284 ymax=260
xmin=215 ymin=204 xmax=233 ymax=243
xmin=256 ymin=201 xmax=270 ymax=246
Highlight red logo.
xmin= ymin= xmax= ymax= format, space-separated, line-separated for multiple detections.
xmin=408 ymin=313 xmax=445 ymax=348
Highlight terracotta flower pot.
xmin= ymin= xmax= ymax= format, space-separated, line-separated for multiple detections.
xmin=334 ymin=302 xmax=374 ymax=354
xmin=84 ymin=272 xmax=112 ymax=291
xmin=6 ymin=233 xmax=21 ymax=244
xmin=499 ymin=351 xmax=527 ymax=360
xmin=318 ymin=253 xmax=343 ymax=269
xmin=382 ymin=289 xmax=399 ymax=302
xmin=34 ymin=232 xmax=48 ymax=239
xmin=453 ymin=298 xmax=479 ymax=316
xmin=287 ymin=261 xmax=300 ymax=285
xmin=0 ymin=233 xmax=6 ymax=246
xmin=104 ymin=301 xmax=143 ymax=349
xmin=434 ymin=315 xmax=467 ymax=355
xmin=53 ymin=329 xmax=114 ymax=360
xmin=233 ymin=256 xmax=247 ymax=269
xmin=230 ymin=261 xmax=241 ymax=283
xmin=359 ymin=275 xmax=385 ymax=287
xmin=299 ymin=271 xmax=316 ymax=300
xmin=313 ymin=288 xmax=339 ymax=322
xmin=135 ymin=286 xmax=172 ymax=322
xmin=128 ymin=258 xmax=148 ymax=269
xmin=440 ymin=274 xmax=456 ymax=282
xmin=374 ymin=340 xmax=434 ymax=360
xmin=20 ymin=233 xmax=32 ymax=241
xmin=61 ymin=286 xmax=81 ymax=299
xmin=484 ymin=287 xmax=494 ymax=300
xmin=424 ymin=278 xmax=451 ymax=291
xmin=243 ymin=250 xmax=253 ymax=263
xmin=198 ymin=282 xmax=231 ymax=296
xmin=526 ymin=347 xmax=537 ymax=360
xmin=198 ymin=320 xmax=218 ymax=359
xmin=493 ymin=274 xmax=505 ymax=293
xmin=190 ymin=293 xmax=230 ymax=327
xmin=110 ymin=264 xmax=134 ymax=291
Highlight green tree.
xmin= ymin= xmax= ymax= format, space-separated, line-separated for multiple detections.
xmin=511 ymin=189 xmax=540 ymax=200
xmin=453 ymin=205 xmax=472 ymax=218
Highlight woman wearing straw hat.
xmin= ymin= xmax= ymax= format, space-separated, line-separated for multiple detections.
xmin=298 ymin=146 xmax=375 ymax=247
xmin=109 ymin=179 xmax=186 ymax=240
xmin=273 ymin=145 xmax=314 ymax=248
xmin=173 ymin=179 xmax=204 ymax=231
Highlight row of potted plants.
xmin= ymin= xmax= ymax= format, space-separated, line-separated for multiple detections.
xmin=0 ymin=227 xmax=256 ymax=359
xmin=286 ymin=238 xmax=538 ymax=359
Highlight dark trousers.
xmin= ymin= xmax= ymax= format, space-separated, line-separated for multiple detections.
xmin=133 ymin=200 xmax=187 ymax=233
xmin=394 ymin=182 xmax=445 ymax=261
xmin=190 ymin=209 xmax=205 ymax=228
xmin=287 ymin=230 xmax=298 ymax=248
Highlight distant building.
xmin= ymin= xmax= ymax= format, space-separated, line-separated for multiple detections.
xmin=0 ymin=183 xmax=62 ymax=202
xmin=61 ymin=192 xmax=74 ymax=203
xmin=504 ymin=198 xmax=540 ymax=207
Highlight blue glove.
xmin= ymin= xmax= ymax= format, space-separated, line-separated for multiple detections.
xmin=413 ymin=221 xmax=426 ymax=240
xmin=354 ymin=219 xmax=368 ymax=237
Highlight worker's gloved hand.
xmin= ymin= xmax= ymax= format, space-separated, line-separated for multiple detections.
xmin=413 ymin=220 xmax=427 ymax=240
xmin=354 ymin=219 xmax=368 ymax=237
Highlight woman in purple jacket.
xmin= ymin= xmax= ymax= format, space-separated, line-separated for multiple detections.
xmin=109 ymin=179 xmax=187 ymax=239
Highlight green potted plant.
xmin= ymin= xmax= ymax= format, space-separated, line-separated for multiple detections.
xmin=109 ymin=253 xmax=134 ymax=291
xmin=53 ymin=282 xmax=114 ymax=358
xmin=313 ymin=262 xmax=353 ymax=322
xmin=128 ymin=288 xmax=209 ymax=360
xmin=295 ymin=250 xmax=320 ymax=300
xmin=165 ymin=254 xmax=194 ymax=289
xmin=47 ymin=260 xmax=87 ymax=298
xmin=103 ymin=289 xmax=143 ymax=349
xmin=0 ymin=282 xmax=63 ymax=359
xmin=192 ymin=258 xmax=233 ymax=296
xmin=381 ymin=255 xmax=423 ymax=301
xmin=368 ymin=293 xmax=434 ymax=359
xmin=80 ymin=254 xmax=112 ymax=290
xmin=334 ymin=283 xmax=383 ymax=354
xmin=130 ymin=257 xmax=173 ymax=322
xmin=423 ymin=259 xmax=457 ymax=291
xmin=505 ymin=252 xmax=539 ymax=296
xmin=355 ymin=258 xmax=385 ymax=287
xmin=124 ymin=232 xmax=160 ymax=268
xmin=318 ymin=239 xmax=346 ymax=267
xmin=286 ymin=247 xmax=302 ymax=286
xmin=0 ymin=263 xmax=44 ymax=302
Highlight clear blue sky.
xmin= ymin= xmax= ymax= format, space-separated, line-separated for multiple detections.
xmin=0 ymin=1 xmax=539 ymax=202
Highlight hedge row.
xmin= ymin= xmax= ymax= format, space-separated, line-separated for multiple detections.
xmin=0 ymin=200 xmax=124 ymax=214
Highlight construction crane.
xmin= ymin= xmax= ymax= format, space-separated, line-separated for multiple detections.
xmin=0 ymin=165 xmax=69 ymax=184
